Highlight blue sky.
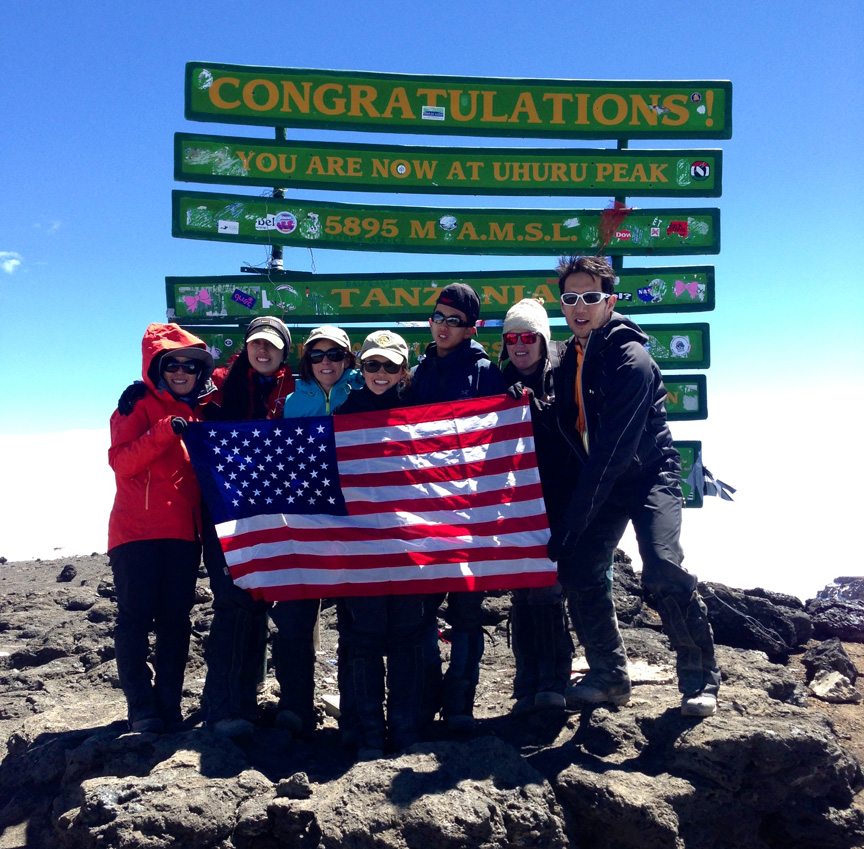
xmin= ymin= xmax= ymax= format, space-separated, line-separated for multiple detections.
xmin=1 ymin=1 xmax=862 ymax=596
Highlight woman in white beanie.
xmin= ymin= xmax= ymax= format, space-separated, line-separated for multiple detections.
xmin=500 ymin=299 xmax=574 ymax=716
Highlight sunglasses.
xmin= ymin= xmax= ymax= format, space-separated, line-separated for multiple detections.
xmin=503 ymin=332 xmax=538 ymax=346
xmin=162 ymin=359 xmax=201 ymax=374
xmin=308 ymin=348 xmax=348 ymax=364
xmin=362 ymin=360 xmax=403 ymax=374
xmin=560 ymin=291 xmax=611 ymax=307
xmin=430 ymin=311 xmax=472 ymax=328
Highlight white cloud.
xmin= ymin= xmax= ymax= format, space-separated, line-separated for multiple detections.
xmin=0 ymin=251 xmax=23 ymax=274
xmin=33 ymin=220 xmax=62 ymax=234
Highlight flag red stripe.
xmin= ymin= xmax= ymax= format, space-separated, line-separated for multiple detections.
xmin=332 ymin=394 xmax=524 ymax=434
xmin=338 ymin=450 xmax=539 ymax=488
xmin=343 ymin=480 xmax=544 ymax=516
xmin=220 ymin=511 xmax=550 ymax=552
xmin=335 ymin=420 xmax=531 ymax=462
xmin=249 ymin=570 xmax=557 ymax=601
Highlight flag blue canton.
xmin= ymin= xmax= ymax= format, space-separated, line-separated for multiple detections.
xmin=184 ymin=417 xmax=346 ymax=525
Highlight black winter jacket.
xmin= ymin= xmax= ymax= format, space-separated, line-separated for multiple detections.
xmin=552 ymin=314 xmax=679 ymax=538
xmin=411 ymin=339 xmax=507 ymax=404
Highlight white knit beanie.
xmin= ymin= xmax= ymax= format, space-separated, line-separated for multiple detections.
xmin=502 ymin=299 xmax=551 ymax=350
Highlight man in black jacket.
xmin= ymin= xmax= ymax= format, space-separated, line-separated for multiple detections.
xmin=548 ymin=256 xmax=720 ymax=717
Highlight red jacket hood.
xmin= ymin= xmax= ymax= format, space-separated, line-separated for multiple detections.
xmin=141 ymin=322 xmax=213 ymax=392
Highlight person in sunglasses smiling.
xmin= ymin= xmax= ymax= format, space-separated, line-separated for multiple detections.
xmin=274 ymin=325 xmax=364 ymax=737
xmin=549 ymin=255 xmax=720 ymax=718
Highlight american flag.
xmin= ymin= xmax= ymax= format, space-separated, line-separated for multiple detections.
xmin=184 ymin=394 xmax=555 ymax=601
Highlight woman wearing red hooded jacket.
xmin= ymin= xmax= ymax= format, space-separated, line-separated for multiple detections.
xmin=108 ymin=322 xmax=215 ymax=733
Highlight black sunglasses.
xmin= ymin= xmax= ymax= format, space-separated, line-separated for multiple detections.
xmin=162 ymin=359 xmax=201 ymax=374
xmin=362 ymin=360 xmax=402 ymax=374
xmin=308 ymin=347 xmax=348 ymax=364
xmin=430 ymin=311 xmax=472 ymax=328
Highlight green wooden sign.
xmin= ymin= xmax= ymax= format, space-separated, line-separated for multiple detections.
xmin=172 ymin=191 xmax=720 ymax=256
xmin=663 ymin=375 xmax=707 ymax=421
xmin=182 ymin=322 xmax=708 ymax=370
xmin=186 ymin=63 xmax=732 ymax=140
xmin=175 ymin=133 xmax=722 ymax=198
xmin=167 ymin=266 xmax=714 ymax=324
xmin=677 ymin=441 xmax=704 ymax=508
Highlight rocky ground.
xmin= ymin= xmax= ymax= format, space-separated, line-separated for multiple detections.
xmin=1 ymin=551 xmax=863 ymax=849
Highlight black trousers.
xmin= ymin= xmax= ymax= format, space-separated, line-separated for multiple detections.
xmin=110 ymin=539 xmax=200 ymax=726
xmin=558 ymin=461 xmax=720 ymax=696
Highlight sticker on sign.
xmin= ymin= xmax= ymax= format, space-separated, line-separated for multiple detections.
xmin=218 ymin=220 xmax=239 ymax=235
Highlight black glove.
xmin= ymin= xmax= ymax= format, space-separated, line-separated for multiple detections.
xmin=117 ymin=381 xmax=147 ymax=415
xmin=547 ymin=528 xmax=578 ymax=563
xmin=506 ymin=382 xmax=535 ymax=402
xmin=170 ymin=417 xmax=188 ymax=435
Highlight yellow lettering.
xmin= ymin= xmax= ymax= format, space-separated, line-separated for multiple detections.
xmin=380 ymin=86 xmax=415 ymax=119
xmin=280 ymin=81 xmax=312 ymax=114
xmin=524 ymin=222 xmax=544 ymax=242
xmin=531 ymin=283 xmax=558 ymax=303
xmin=361 ymin=288 xmax=390 ymax=308
xmin=392 ymin=287 xmax=421 ymax=307
xmin=446 ymin=161 xmax=467 ymax=181
xmin=312 ymin=82 xmax=346 ymax=116
xmin=257 ymin=152 xmax=277 ymax=173
xmin=325 ymin=156 xmax=347 ymax=176
xmin=457 ymin=222 xmax=480 ymax=240
xmin=542 ymin=92 xmax=573 ymax=125
xmin=666 ymin=390 xmax=680 ymax=406
xmin=509 ymin=91 xmax=542 ymax=123
xmin=482 ymin=286 xmax=510 ymax=306
xmin=593 ymin=94 xmax=628 ymax=126
xmin=613 ymin=163 xmax=629 ymax=181
xmin=631 ymin=163 xmax=649 ymax=182
xmin=662 ymin=94 xmax=689 ymax=126
xmin=331 ymin=288 xmax=360 ymax=308
xmin=450 ymin=89 xmax=479 ymax=122
xmin=416 ymin=87 xmax=447 ymax=107
xmin=410 ymin=220 xmax=436 ymax=239
xmin=464 ymin=161 xmax=483 ymax=180
xmin=243 ymin=79 xmax=279 ymax=112
xmin=574 ymin=93 xmax=590 ymax=125
xmin=649 ymin=163 xmax=668 ymax=183
xmin=629 ymin=94 xmax=660 ymax=127
xmin=235 ymin=150 xmax=255 ymax=170
xmin=596 ymin=163 xmax=613 ymax=182
xmin=480 ymin=90 xmax=508 ymax=122
xmin=488 ymin=222 xmax=515 ymax=242
xmin=550 ymin=163 xmax=567 ymax=182
xmin=347 ymin=84 xmax=380 ymax=117
xmin=209 ymin=76 xmax=241 ymax=110
xmin=306 ymin=155 xmax=325 ymax=175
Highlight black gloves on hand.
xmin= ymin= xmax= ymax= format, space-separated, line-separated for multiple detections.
xmin=547 ymin=528 xmax=578 ymax=563
xmin=506 ymin=382 xmax=535 ymax=402
xmin=170 ymin=417 xmax=188 ymax=435
xmin=117 ymin=381 xmax=147 ymax=415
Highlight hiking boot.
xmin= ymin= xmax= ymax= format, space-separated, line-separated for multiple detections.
xmin=565 ymin=676 xmax=631 ymax=707
xmin=210 ymin=717 xmax=255 ymax=739
xmin=130 ymin=718 xmax=164 ymax=734
xmin=445 ymin=713 xmax=477 ymax=733
xmin=534 ymin=691 xmax=567 ymax=711
xmin=681 ymin=691 xmax=717 ymax=717
xmin=510 ymin=695 xmax=536 ymax=716
xmin=275 ymin=709 xmax=304 ymax=733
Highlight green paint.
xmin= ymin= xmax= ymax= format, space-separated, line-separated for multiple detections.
xmin=175 ymin=133 xmax=722 ymax=197
xmin=166 ymin=267 xmax=714 ymax=325
xmin=172 ymin=190 xmax=720 ymax=256
xmin=186 ymin=63 xmax=732 ymax=139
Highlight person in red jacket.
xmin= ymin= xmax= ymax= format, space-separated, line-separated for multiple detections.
xmin=108 ymin=322 xmax=215 ymax=733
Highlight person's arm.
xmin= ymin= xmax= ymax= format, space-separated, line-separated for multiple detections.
xmin=108 ymin=404 xmax=180 ymax=477
xmin=559 ymin=341 xmax=655 ymax=539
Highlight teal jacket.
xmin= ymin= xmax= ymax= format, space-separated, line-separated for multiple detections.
xmin=281 ymin=368 xmax=364 ymax=417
